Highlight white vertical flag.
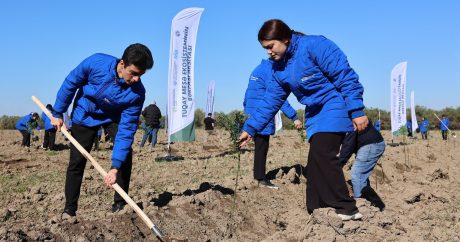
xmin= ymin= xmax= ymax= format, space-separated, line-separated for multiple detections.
xmin=410 ymin=91 xmax=418 ymax=132
xmin=390 ymin=61 xmax=407 ymax=135
xmin=167 ymin=8 xmax=204 ymax=142
xmin=274 ymin=111 xmax=282 ymax=134
xmin=205 ymin=80 xmax=215 ymax=117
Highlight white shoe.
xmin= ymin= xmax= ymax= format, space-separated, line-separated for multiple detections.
xmin=337 ymin=212 xmax=363 ymax=221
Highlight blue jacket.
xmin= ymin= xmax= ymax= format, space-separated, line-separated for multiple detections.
xmin=375 ymin=120 xmax=381 ymax=131
xmin=244 ymin=60 xmax=298 ymax=135
xmin=439 ymin=118 xmax=449 ymax=131
xmin=406 ymin=121 xmax=412 ymax=132
xmin=419 ymin=119 xmax=429 ymax=133
xmin=41 ymin=112 xmax=55 ymax=131
xmin=53 ymin=53 xmax=145 ymax=168
xmin=243 ymin=34 xmax=364 ymax=140
xmin=15 ymin=114 xmax=40 ymax=133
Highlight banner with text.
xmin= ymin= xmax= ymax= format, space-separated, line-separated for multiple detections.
xmin=167 ymin=7 xmax=204 ymax=142
xmin=410 ymin=91 xmax=418 ymax=133
xmin=390 ymin=61 xmax=407 ymax=135
xmin=205 ymin=80 xmax=215 ymax=117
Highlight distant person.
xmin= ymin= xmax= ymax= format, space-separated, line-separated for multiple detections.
xmin=406 ymin=120 xmax=413 ymax=137
xmin=15 ymin=112 xmax=40 ymax=148
xmin=42 ymin=104 xmax=57 ymax=150
xmin=339 ymin=121 xmax=385 ymax=211
xmin=139 ymin=101 xmax=162 ymax=149
xmin=204 ymin=113 xmax=215 ymax=132
xmin=419 ymin=117 xmax=429 ymax=140
xmin=244 ymin=59 xmax=302 ymax=189
xmin=49 ymin=43 xmax=154 ymax=218
xmin=239 ymin=19 xmax=367 ymax=221
xmin=374 ymin=119 xmax=381 ymax=132
xmin=439 ymin=115 xmax=450 ymax=140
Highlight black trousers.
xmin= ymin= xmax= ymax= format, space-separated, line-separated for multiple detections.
xmin=305 ymin=132 xmax=358 ymax=215
xmin=421 ymin=132 xmax=428 ymax=140
xmin=441 ymin=130 xmax=448 ymax=140
xmin=64 ymin=123 xmax=133 ymax=213
xmin=43 ymin=129 xmax=56 ymax=150
xmin=19 ymin=130 xmax=31 ymax=147
xmin=253 ymin=134 xmax=270 ymax=180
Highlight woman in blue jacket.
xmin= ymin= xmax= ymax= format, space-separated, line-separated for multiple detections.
xmin=41 ymin=104 xmax=56 ymax=150
xmin=244 ymin=59 xmax=302 ymax=189
xmin=15 ymin=112 xmax=40 ymax=148
xmin=239 ymin=19 xmax=368 ymax=221
xmin=49 ymin=43 xmax=154 ymax=217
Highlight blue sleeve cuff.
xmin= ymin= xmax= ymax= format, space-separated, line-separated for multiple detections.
xmin=111 ymin=159 xmax=123 ymax=169
xmin=350 ymin=110 xmax=365 ymax=119
xmin=291 ymin=115 xmax=298 ymax=122
xmin=242 ymin=123 xmax=256 ymax=137
xmin=52 ymin=111 xmax=63 ymax=119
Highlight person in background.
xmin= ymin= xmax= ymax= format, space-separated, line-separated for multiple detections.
xmin=15 ymin=112 xmax=40 ymax=149
xmin=244 ymin=59 xmax=302 ymax=189
xmin=50 ymin=43 xmax=154 ymax=218
xmin=42 ymin=104 xmax=57 ymax=150
xmin=139 ymin=101 xmax=162 ymax=149
xmin=239 ymin=19 xmax=367 ymax=221
xmin=419 ymin=117 xmax=429 ymax=140
xmin=204 ymin=113 xmax=216 ymax=133
xmin=374 ymin=119 xmax=381 ymax=132
xmin=439 ymin=115 xmax=450 ymax=140
xmin=406 ymin=120 xmax=413 ymax=137
xmin=339 ymin=121 xmax=385 ymax=211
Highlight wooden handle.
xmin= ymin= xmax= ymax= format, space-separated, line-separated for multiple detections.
xmin=31 ymin=96 xmax=164 ymax=240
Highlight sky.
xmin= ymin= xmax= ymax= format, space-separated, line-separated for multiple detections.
xmin=1 ymin=0 xmax=459 ymax=116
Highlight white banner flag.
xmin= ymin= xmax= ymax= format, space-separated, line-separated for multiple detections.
xmin=410 ymin=91 xmax=418 ymax=133
xmin=205 ymin=80 xmax=215 ymax=117
xmin=390 ymin=61 xmax=407 ymax=135
xmin=274 ymin=111 xmax=282 ymax=134
xmin=167 ymin=8 xmax=204 ymax=142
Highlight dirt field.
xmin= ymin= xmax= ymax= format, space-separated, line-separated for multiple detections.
xmin=1 ymin=128 xmax=459 ymax=241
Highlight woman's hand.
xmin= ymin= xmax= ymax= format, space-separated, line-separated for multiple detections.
xmin=352 ymin=116 xmax=369 ymax=133
xmin=104 ymin=169 xmax=118 ymax=188
xmin=293 ymin=119 xmax=303 ymax=129
xmin=238 ymin=131 xmax=252 ymax=148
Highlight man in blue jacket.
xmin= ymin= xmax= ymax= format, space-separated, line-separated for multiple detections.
xmin=41 ymin=104 xmax=56 ymax=150
xmin=244 ymin=59 xmax=302 ymax=189
xmin=15 ymin=112 xmax=40 ymax=148
xmin=419 ymin=117 xmax=429 ymax=140
xmin=406 ymin=120 xmax=413 ymax=137
xmin=50 ymin=43 xmax=153 ymax=218
xmin=439 ymin=115 xmax=450 ymax=140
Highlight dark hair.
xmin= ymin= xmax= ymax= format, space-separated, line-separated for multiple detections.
xmin=208 ymin=113 xmax=212 ymax=116
xmin=258 ymin=19 xmax=305 ymax=42
xmin=122 ymin=43 xmax=154 ymax=71
xmin=46 ymin=104 xmax=53 ymax=112
xmin=31 ymin=112 xmax=39 ymax=119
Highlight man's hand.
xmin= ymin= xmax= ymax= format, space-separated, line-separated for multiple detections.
xmin=293 ymin=119 xmax=303 ymax=129
xmin=238 ymin=131 xmax=252 ymax=148
xmin=352 ymin=116 xmax=369 ymax=133
xmin=104 ymin=169 xmax=118 ymax=188
xmin=51 ymin=117 xmax=64 ymax=131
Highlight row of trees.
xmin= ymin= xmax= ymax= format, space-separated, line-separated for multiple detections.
xmin=2 ymin=106 xmax=459 ymax=130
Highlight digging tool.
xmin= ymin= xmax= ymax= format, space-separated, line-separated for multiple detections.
xmin=32 ymin=96 xmax=166 ymax=241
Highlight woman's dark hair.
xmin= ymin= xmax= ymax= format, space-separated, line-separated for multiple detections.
xmin=122 ymin=43 xmax=154 ymax=71
xmin=258 ymin=19 xmax=305 ymax=42
xmin=46 ymin=104 xmax=53 ymax=112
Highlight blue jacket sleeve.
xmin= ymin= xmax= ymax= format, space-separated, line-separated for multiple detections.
xmin=280 ymin=100 xmax=298 ymax=121
xmin=53 ymin=56 xmax=93 ymax=118
xmin=111 ymin=97 xmax=144 ymax=168
xmin=243 ymin=79 xmax=290 ymax=136
xmin=312 ymin=37 xmax=365 ymax=119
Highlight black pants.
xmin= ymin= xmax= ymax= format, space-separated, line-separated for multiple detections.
xmin=305 ymin=132 xmax=358 ymax=215
xmin=43 ymin=129 xmax=56 ymax=150
xmin=19 ymin=130 xmax=31 ymax=147
xmin=441 ymin=130 xmax=448 ymax=140
xmin=421 ymin=132 xmax=428 ymax=140
xmin=253 ymin=134 xmax=270 ymax=180
xmin=64 ymin=123 xmax=132 ymax=213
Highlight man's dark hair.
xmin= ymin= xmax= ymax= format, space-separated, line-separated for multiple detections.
xmin=258 ymin=19 xmax=305 ymax=42
xmin=32 ymin=112 xmax=39 ymax=120
xmin=208 ymin=113 xmax=212 ymax=116
xmin=46 ymin=104 xmax=53 ymax=112
xmin=122 ymin=43 xmax=154 ymax=71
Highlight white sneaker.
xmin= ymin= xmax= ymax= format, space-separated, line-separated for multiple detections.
xmin=337 ymin=212 xmax=363 ymax=221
